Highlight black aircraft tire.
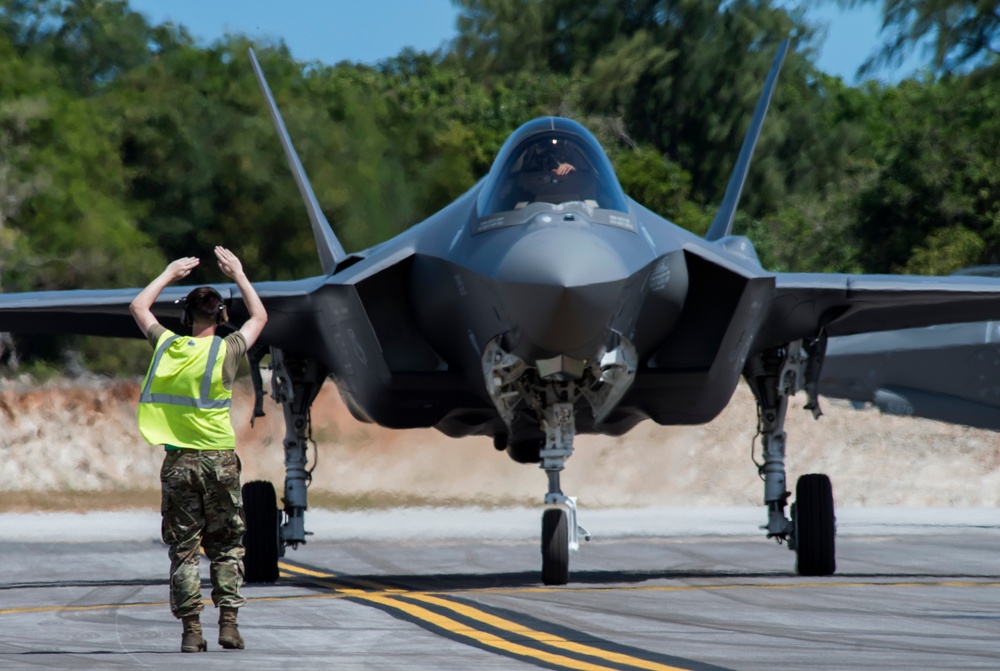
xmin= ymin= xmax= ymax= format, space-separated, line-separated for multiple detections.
xmin=794 ymin=473 xmax=836 ymax=577
xmin=541 ymin=508 xmax=569 ymax=585
xmin=242 ymin=480 xmax=280 ymax=584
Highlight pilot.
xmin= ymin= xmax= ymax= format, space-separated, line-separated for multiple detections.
xmin=497 ymin=137 xmax=582 ymax=209
xmin=523 ymin=137 xmax=577 ymax=175
xmin=130 ymin=246 xmax=267 ymax=653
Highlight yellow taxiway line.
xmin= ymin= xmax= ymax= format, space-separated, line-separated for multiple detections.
xmin=279 ymin=561 xmax=694 ymax=671
xmin=4 ymin=562 xmax=998 ymax=671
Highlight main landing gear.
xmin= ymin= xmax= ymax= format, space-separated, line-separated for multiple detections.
xmin=744 ymin=335 xmax=836 ymax=576
xmin=242 ymin=347 xmax=326 ymax=583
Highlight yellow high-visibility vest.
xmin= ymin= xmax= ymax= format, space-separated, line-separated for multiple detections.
xmin=137 ymin=329 xmax=235 ymax=449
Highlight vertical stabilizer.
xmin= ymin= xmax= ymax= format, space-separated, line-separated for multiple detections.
xmin=704 ymin=39 xmax=790 ymax=242
xmin=249 ymin=49 xmax=347 ymax=273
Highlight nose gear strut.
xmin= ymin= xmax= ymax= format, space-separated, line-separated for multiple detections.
xmin=539 ymin=400 xmax=590 ymax=585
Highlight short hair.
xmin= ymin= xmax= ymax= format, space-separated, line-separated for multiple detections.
xmin=180 ymin=286 xmax=229 ymax=326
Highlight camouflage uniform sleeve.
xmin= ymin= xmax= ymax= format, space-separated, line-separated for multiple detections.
xmin=221 ymin=331 xmax=248 ymax=390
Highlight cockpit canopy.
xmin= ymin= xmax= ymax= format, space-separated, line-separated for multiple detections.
xmin=478 ymin=118 xmax=630 ymax=218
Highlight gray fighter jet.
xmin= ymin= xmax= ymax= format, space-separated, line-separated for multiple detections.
xmin=2 ymin=42 xmax=1000 ymax=585
xmin=820 ymin=267 xmax=1000 ymax=431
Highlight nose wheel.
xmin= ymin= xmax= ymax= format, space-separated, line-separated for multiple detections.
xmin=541 ymin=495 xmax=590 ymax=585
xmin=541 ymin=508 xmax=569 ymax=585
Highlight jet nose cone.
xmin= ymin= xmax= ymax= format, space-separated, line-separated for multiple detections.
xmin=495 ymin=227 xmax=628 ymax=359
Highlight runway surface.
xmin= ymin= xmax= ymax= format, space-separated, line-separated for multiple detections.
xmin=1 ymin=506 xmax=999 ymax=670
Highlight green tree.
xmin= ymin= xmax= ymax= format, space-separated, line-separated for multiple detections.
xmin=0 ymin=31 xmax=161 ymax=292
xmin=903 ymin=225 xmax=987 ymax=275
xmin=0 ymin=23 xmax=165 ymax=373
xmin=0 ymin=0 xmax=190 ymax=93
xmin=106 ymin=37 xmax=321 ymax=280
xmin=849 ymin=71 xmax=1000 ymax=273
xmin=610 ymin=144 xmax=709 ymax=233
xmin=453 ymin=0 xmax=861 ymax=219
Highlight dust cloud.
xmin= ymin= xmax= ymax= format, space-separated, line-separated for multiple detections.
xmin=1 ymin=377 xmax=998 ymax=510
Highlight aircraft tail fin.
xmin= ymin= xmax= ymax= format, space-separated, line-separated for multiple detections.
xmin=704 ymin=39 xmax=790 ymax=242
xmin=248 ymin=48 xmax=347 ymax=274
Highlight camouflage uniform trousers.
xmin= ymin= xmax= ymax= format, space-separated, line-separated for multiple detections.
xmin=160 ymin=448 xmax=247 ymax=619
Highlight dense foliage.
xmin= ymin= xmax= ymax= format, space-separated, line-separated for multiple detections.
xmin=1 ymin=0 xmax=997 ymax=373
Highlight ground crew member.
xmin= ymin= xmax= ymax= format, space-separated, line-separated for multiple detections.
xmin=129 ymin=246 xmax=267 ymax=653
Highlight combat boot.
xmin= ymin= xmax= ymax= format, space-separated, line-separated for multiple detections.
xmin=180 ymin=615 xmax=206 ymax=653
xmin=218 ymin=606 xmax=245 ymax=650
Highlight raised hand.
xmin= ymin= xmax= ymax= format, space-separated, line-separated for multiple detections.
xmin=213 ymin=245 xmax=267 ymax=347
xmin=165 ymin=257 xmax=199 ymax=281
xmin=215 ymin=246 xmax=245 ymax=280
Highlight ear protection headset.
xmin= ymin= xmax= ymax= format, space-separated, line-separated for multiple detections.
xmin=177 ymin=287 xmax=229 ymax=327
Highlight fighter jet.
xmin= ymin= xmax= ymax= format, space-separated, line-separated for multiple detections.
xmin=2 ymin=42 xmax=999 ymax=585
xmin=820 ymin=266 xmax=1000 ymax=431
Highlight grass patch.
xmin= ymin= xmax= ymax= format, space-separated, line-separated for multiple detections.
xmin=0 ymin=488 xmax=534 ymax=513
xmin=307 ymin=489 xmax=533 ymax=511
xmin=0 ymin=489 xmax=160 ymax=513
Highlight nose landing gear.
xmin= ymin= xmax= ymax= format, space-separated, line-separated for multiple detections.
xmin=483 ymin=337 xmax=638 ymax=585
xmin=538 ymin=402 xmax=590 ymax=585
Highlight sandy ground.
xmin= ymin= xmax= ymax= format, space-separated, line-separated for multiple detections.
xmin=1 ymin=376 xmax=998 ymax=510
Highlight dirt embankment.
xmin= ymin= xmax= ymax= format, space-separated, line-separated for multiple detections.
xmin=1 ymin=377 xmax=998 ymax=511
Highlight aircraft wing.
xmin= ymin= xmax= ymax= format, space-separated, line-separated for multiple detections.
xmin=0 ymin=277 xmax=328 ymax=349
xmin=0 ymin=286 xmax=193 ymax=339
xmin=753 ymin=272 xmax=1000 ymax=352
xmin=818 ymin=321 xmax=1000 ymax=431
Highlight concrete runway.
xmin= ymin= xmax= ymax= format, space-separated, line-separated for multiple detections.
xmin=1 ymin=507 xmax=999 ymax=670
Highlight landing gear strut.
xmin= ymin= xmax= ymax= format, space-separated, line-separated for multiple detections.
xmin=242 ymin=347 xmax=326 ymax=583
xmin=538 ymin=401 xmax=590 ymax=585
xmin=744 ymin=335 xmax=835 ymax=576
xmin=483 ymin=336 xmax=638 ymax=586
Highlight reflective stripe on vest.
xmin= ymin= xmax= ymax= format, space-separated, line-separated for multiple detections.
xmin=140 ymin=334 xmax=232 ymax=410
